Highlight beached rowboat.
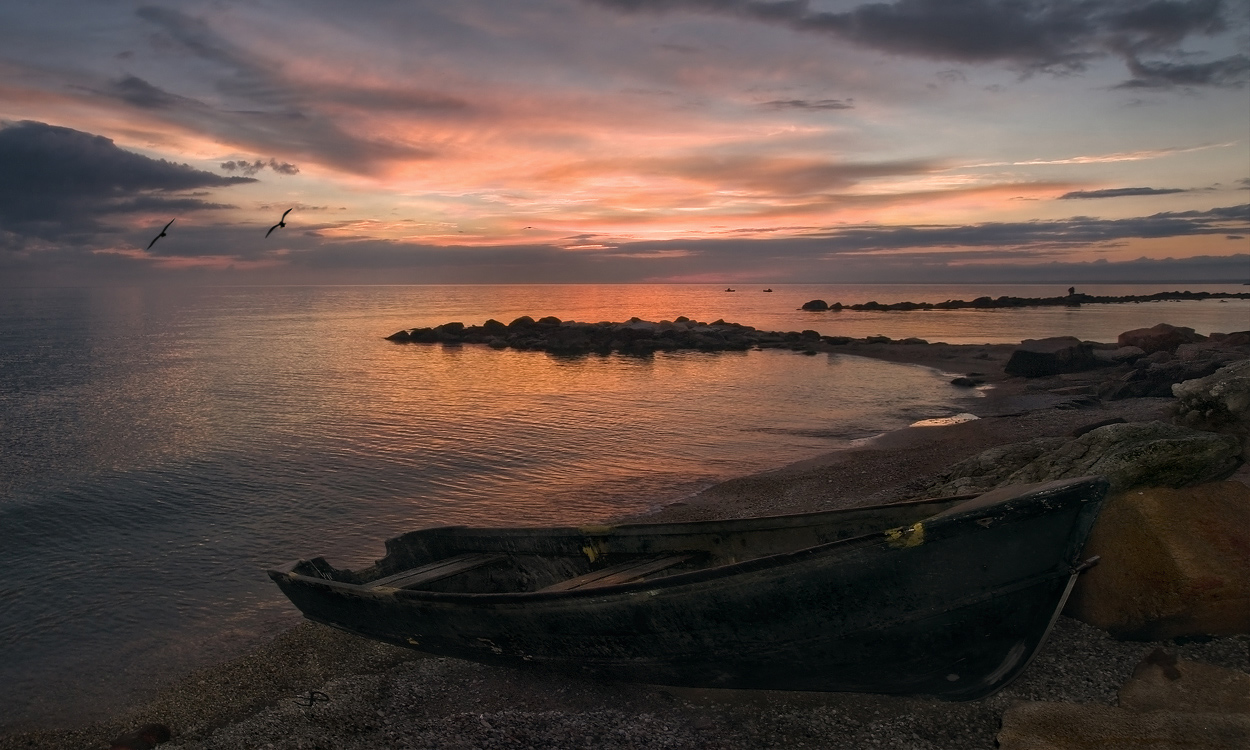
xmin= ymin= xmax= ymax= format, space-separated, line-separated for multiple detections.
xmin=269 ymin=476 xmax=1108 ymax=700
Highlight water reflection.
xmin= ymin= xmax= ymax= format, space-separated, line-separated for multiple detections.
xmin=1 ymin=282 xmax=1247 ymax=730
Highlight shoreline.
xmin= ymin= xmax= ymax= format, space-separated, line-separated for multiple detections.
xmin=3 ymin=340 xmax=1247 ymax=749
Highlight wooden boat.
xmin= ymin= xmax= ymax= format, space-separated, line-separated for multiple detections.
xmin=269 ymin=476 xmax=1108 ymax=700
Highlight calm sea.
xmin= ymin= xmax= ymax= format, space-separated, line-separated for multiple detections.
xmin=1 ymin=283 xmax=1247 ymax=730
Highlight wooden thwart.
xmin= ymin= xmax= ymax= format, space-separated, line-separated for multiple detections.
xmin=364 ymin=552 xmax=505 ymax=590
xmin=540 ymin=554 xmax=695 ymax=593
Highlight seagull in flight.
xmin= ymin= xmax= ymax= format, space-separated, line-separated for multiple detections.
xmin=146 ymin=219 xmax=175 ymax=250
xmin=266 ymin=208 xmax=293 ymax=238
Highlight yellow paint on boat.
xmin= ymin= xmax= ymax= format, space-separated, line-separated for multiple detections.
xmin=885 ymin=522 xmax=925 ymax=548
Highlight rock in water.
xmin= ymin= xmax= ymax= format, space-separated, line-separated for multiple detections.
xmin=1064 ymin=481 xmax=1250 ymax=640
xmin=1004 ymin=337 xmax=1100 ymax=377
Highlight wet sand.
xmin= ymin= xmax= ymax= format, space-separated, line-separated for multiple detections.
xmin=3 ymin=342 xmax=1246 ymax=750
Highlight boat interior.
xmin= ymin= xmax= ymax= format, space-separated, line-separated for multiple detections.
xmin=291 ymin=494 xmax=975 ymax=596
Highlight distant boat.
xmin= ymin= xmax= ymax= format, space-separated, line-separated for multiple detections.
xmin=763 ymin=288 xmax=773 ymax=292
xmin=270 ymin=476 xmax=1108 ymax=700
xmin=725 ymin=288 xmax=736 ymax=292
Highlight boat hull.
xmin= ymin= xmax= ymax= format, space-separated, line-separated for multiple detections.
xmin=271 ymin=477 xmax=1107 ymax=700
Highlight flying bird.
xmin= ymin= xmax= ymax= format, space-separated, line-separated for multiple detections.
xmin=266 ymin=208 xmax=293 ymax=238
xmin=146 ymin=219 xmax=175 ymax=250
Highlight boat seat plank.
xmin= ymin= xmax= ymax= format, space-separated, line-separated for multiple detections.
xmin=539 ymin=554 xmax=695 ymax=593
xmin=364 ymin=553 xmax=505 ymax=590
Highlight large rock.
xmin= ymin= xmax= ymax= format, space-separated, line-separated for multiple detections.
xmin=920 ymin=421 xmax=1242 ymax=498
xmin=1100 ymin=357 xmax=1239 ymax=400
xmin=1005 ymin=337 xmax=1100 ymax=377
xmin=920 ymin=437 xmax=1068 ymax=497
xmin=1003 ymin=421 xmax=1241 ymax=495
xmin=1118 ymin=323 xmax=1206 ymax=354
xmin=997 ymin=701 xmax=1250 ymax=749
xmin=1118 ymin=650 xmax=1250 ymax=714
xmin=1173 ymin=359 xmax=1250 ymax=458
xmin=1064 ymin=481 xmax=1250 ymax=640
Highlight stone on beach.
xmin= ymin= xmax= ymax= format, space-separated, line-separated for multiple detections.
xmin=920 ymin=421 xmax=1241 ymax=498
xmin=1064 ymin=482 xmax=1250 ymax=641
xmin=107 ymin=723 xmax=171 ymax=750
xmin=1173 ymin=359 xmax=1250 ymax=458
xmin=997 ymin=701 xmax=1250 ymax=750
xmin=1003 ymin=421 xmax=1241 ymax=495
xmin=997 ymin=649 xmax=1250 ymax=749
xmin=1117 ymin=323 xmax=1207 ymax=354
xmin=1118 ymin=649 xmax=1250 ymax=714
xmin=1004 ymin=337 xmax=1101 ymax=378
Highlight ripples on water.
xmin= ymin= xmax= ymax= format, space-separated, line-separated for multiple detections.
xmin=1 ymin=283 xmax=1246 ymax=730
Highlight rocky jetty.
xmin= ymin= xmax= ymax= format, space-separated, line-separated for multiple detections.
xmin=799 ymin=289 xmax=1250 ymax=312
xmin=390 ymin=316 xmax=857 ymax=355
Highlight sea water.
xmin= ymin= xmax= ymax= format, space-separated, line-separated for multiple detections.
xmin=1 ymin=283 xmax=1246 ymax=730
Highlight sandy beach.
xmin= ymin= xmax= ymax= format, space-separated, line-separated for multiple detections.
xmin=4 ymin=341 xmax=1247 ymax=750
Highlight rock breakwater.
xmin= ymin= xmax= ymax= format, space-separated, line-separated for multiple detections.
xmin=389 ymin=316 xmax=862 ymax=355
xmin=799 ymin=290 xmax=1250 ymax=312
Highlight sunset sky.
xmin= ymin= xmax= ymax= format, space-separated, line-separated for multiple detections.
xmin=1 ymin=0 xmax=1247 ymax=284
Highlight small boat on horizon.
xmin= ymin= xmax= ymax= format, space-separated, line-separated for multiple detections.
xmin=270 ymin=476 xmax=1108 ymax=700
xmin=725 ymin=287 xmax=736 ymax=292
xmin=763 ymin=288 xmax=773 ymax=292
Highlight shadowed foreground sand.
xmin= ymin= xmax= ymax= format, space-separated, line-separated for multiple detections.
xmin=4 ymin=343 xmax=1247 ymax=750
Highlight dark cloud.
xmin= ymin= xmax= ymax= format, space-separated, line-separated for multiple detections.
xmin=588 ymin=0 xmax=1248 ymax=86
xmin=808 ymin=203 xmax=1249 ymax=250
xmin=221 ymin=158 xmax=300 ymax=176
xmin=1118 ymin=52 xmax=1250 ymax=87
xmin=544 ymin=154 xmax=937 ymax=195
xmin=102 ymin=75 xmax=202 ymax=109
xmin=130 ymin=6 xmax=440 ymax=173
xmin=0 ymin=121 xmax=252 ymax=240
xmin=1059 ymin=187 xmax=1188 ymax=199
xmin=760 ymin=98 xmax=854 ymax=110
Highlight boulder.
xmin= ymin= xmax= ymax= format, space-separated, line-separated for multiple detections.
xmin=1118 ymin=323 xmax=1206 ymax=354
xmin=1173 ymin=359 xmax=1250 ymax=456
xmin=1005 ymin=421 xmax=1241 ymax=494
xmin=800 ymin=299 xmax=829 ymax=311
xmin=922 ymin=437 xmax=1068 ymax=497
xmin=1118 ymin=649 xmax=1250 ymax=714
xmin=1101 ymin=355 xmax=1244 ymax=401
xmin=1064 ymin=481 xmax=1250 ymax=640
xmin=1005 ymin=337 xmax=1100 ymax=377
xmin=922 ymin=422 xmax=1241 ymax=498
xmin=997 ymin=701 xmax=1250 ymax=750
